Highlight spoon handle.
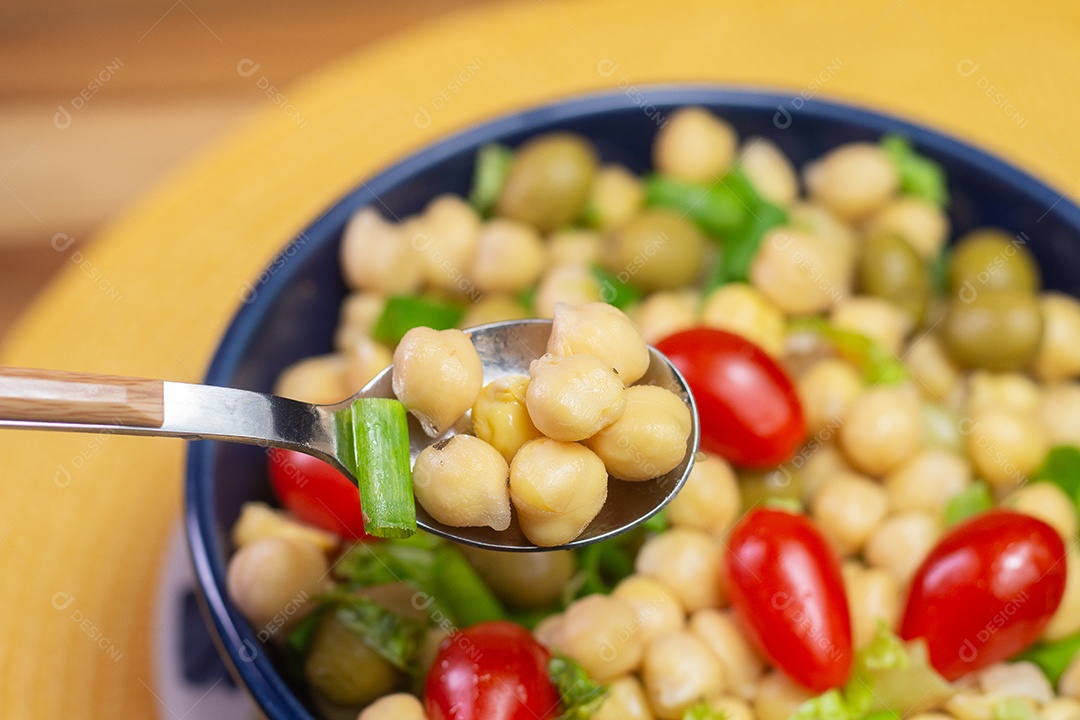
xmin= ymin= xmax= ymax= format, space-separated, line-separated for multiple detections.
xmin=0 ymin=367 xmax=164 ymax=426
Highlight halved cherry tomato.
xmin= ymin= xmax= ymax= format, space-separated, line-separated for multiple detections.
xmin=725 ymin=507 xmax=853 ymax=691
xmin=425 ymin=621 xmax=559 ymax=720
xmin=900 ymin=509 xmax=1067 ymax=680
xmin=267 ymin=448 xmax=372 ymax=540
xmin=656 ymin=328 xmax=805 ymax=468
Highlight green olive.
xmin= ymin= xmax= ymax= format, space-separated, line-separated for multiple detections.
xmin=460 ymin=546 xmax=575 ymax=610
xmin=947 ymin=227 xmax=1040 ymax=296
xmin=495 ymin=133 xmax=598 ymax=232
xmin=856 ymin=234 xmax=930 ymax=322
xmin=739 ymin=465 xmax=802 ymax=510
xmin=940 ymin=290 xmax=1043 ymax=371
xmin=305 ymin=611 xmax=401 ymax=707
xmin=605 ymin=208 xmax=706 ymax=291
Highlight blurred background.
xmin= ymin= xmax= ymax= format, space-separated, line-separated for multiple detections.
xmin=0 ymin=0 xmax=497 ymax=340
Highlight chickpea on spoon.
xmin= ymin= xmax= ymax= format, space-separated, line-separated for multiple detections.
xmin=0 ymin=306 xmax=698 ymax=551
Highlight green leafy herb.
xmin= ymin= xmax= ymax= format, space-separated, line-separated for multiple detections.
xmin=517 ymin=283 xmax=539 ymax=315
xmin=550 ymin=656 xmax=608 ymax=720
xmin=334 ymin=532 xmax=441 ymax=588
xmin=590 ymin=265 xmax=643 ymax=310
xmin=1014 ymin=630 xmax=1080 ymax=685
xmin=326 ymin=592 xmax=427 ymax=670
xmin=944 ymin=481 xmax=993 ymax=527
xmin=992 ymin=697 xmax=1037 ymax=720
xmin=346 ymin=398 xmax=416 ymax=538
xmin=644 ymin=174 xmax=745 ymax=236
xmin=1033 ymin=445 xmax=1080 ymax=498
xmin=642 ymin=508 xmax=669 ymax=533
xmin=468 ymin=143 xmax=514 ymax=214
xmin=791 ymin=318 xmax=907 ymax=385
xmin=283 ymin=603 xmax=330 ymax=680
xmin=682 ymin=702 xmax=728 ymax=720
xmin=371 ymin=294 xmax=466 ymax=346
xmin=880 ymin=135 xmax=948 ymax=208
xmin=431 ymin=544 xmax=507 ymax=627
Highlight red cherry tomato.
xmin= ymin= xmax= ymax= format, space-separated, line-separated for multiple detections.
xmin=656 ymin=328 xmax=805 ymax=468
xmin=725 ymin=507 xmax=853 ymax=691
xmin=425 ymin=621 xmax=559 ymax=720
xmin=267 ymin=448 xmax=372 ymax=540
xmin=900 ymin=509 xmax=1067 ymax=680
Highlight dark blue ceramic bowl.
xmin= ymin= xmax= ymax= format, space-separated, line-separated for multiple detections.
xmin=186 ymin=86 xmax=1080 ymax=718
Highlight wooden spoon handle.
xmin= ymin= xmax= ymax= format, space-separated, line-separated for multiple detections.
xmin=0 ymin=367 xmax=164 ymax=427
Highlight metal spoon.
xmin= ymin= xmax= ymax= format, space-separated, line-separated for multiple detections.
xmin=0 ymin=318 xmax=698 ymax=551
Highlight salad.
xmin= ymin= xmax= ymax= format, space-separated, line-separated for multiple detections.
xmin=225 ymin=106 xmax=1080 ymax=720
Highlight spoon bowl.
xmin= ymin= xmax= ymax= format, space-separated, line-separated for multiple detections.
xmin=0 ymin=318 xmax=698 ymax=550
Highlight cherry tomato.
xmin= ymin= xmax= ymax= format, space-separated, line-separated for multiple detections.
xmin=900 ymin=509 xmax=1067 ymax=680
xmin=656 ymin=328 xmax=805 ymax=468
xmin=425 ymin=621 xmax=559 ymax=720
xmin=725 ymin=507 xmax=852 ymax=691
xmin=267 ymin=448 xmax=372 ymax=540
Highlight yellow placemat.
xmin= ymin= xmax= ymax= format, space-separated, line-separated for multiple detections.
xmin=3 ymin=0 xmax=1080 ymax=715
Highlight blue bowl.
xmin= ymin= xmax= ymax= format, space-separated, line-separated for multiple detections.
xmin=186 ymin=86 xmax=1080 ymax=718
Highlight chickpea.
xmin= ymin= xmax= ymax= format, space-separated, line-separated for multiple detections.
xmin=1062 ymin=653 xmax=1080 ymax=699
xmin=739 ymin=137 xmax=798 ymax=206
xmin=652 ymin=107 xmax=737 ymax=183
xmin=1034 ymin=292 xmax=1080 ymax=381
xmin=509 ymin=438 xmax=609 ymax=546
xmin=392 ymin=327 xmax=483 ymax=437
xmin=1004 ymin=482 xmax=1078 ymax=540
xmin=606 ymin=209 xmax=706 ymax=292
xmin=496 ymin=132 xmax=598 ymax=233
xmin=305 ymin=611 xmax=400 ymax=707
xmin=864 ymin=511 xmax=941 ymax=583
xmin=839 ymin=386 xmax=923 ymax=475
xmin=666 ymin=453 xmax=740 ymax=535
xmin=965 ymin=408 xmax=1047 ymax=489
xmin=226 ymin=536 xmax=328 ymax=633
xmin=231 ymin=501 xmax=338 ymax=553
xmin=797 ymin=358 xmax=863 ymax=435
xmin=635 ymin=527 xmax=724 ymax=611
xmin=548 ymin=302 xmax=650 ymax=385
xmin=334 ymin=292 xmax=385 ymax=350
xmin=459 ymin=294 xmax=529 ymax=328
xmin=804 ymin=142 xmax=899 ymax=221
xmin=586 ymin=385 xmax=691 ymax=481
xmin=588 ymin=164 xmax=645 ymax=230
xmin=753 ymin=671 xmax=814 ymax=720
xmin=358 ymin=693 xmax=427 ymax=720
xmin=1045 ymin=546 xmax=1080 ymax=641
xmin=642 ymin=631 xmax=726 ymax=719
xmin=1039 ymin=382 xmax=1080 ymax=447
xmin=274 ymin=353 xmax=346 ymax=404
xmin=788 ymin=202 xmax=858 ymax=267
xmin=526 ymin=353 xmax=626 ymax=441
xmin=944 ymin=690 xmax=1008 ymax=720
xmin=468 ymin=218 xmax=546 ymax=293
xmin=965 ymin=371 xmax=1042 ymax=418
xmin=922 ymin=402 xmax=965 ymax=454
xmin=843 ymin=562 xmax=900 ymax=649
xmin=811 ymin=471 xmax=889 ymax=555
xmin=689 ymin=609 xmax=764 ymax=699
xmin=556 ymin=594 xmax=644 ymax=681
xmin=343 ymin=337 xmax=392 ymax=392
xmin=700 ymin=283 xmax=786 ymax=356
xmin=631 ymin=290 xmax=700 ymax=344
xmin=407 ymin=194 xmax=482 ymax=292
xmin=461 ymin=546 xmax=575 ymax=610
xmin=412 ymin=435 xmax=511 ymax=531
xmin=548 ymin=229 xmax=604 ymax=267
xmin=1043 ymin=698 xmax=1080 ymax=720
xmin=534 ymin=264 xmax=603 ymax=317
xmin=865 ymin=196 xmax=950 ymax=260
xmin=978 ymin=661 xmax=1053 ymax=704
xmin=534 ymin=613 xmax=565 ymax=650
xmin=903 ymin=334 xmax=961 ymax=404
xmin=750 ymin=227 xmax=850 ymax=315
xmin=884 ymin=449 xmax=971 ymax=513
xmin=593 ymin=675 xmax=655 ymax=720
xmin=800 ymin=443 xmax=851 ymax=499
xmin=340 ymin=207 xmax=423 ymax=294
xmin=831 ymin=296 xmax=912 ymax=355
xmin=613 ymin=575 xmax=686 ymax=644
xmin=471 ymin=375 xmax=543 ymax=463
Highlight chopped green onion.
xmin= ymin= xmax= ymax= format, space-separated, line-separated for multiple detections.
xmin=431 ymin=545 xmax=507 ymax=626
xmin=707 ymin=197 xmax=787 ymax=289
xmin=1033 ymin=445 xmax=1080 ymax=498
xmin=348 ymin=398 xmax=416 ymax=538
xmin=944 ymin=481 xmax=993 ymax=527
xmin=468 ymin=143 xmax=514 ymax=214
xmin=880 ymin=135 xmax=948 ymax=208
xmin=682 ymin=702 xmax=727 ymax=720
xmin=590 ymin=265 xmax=642 ymax=310
xmin=550 ymin=656 xmax=608 ymax=720
xmin=371 ymin=295 xmax=465 ymax=346
xmin=791 ymin=318 xmax=907 ymax=385
xmin=1014 ymin=630 xmax=1080 ymax=685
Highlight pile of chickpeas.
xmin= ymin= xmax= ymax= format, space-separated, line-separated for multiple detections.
xmin=227 ymin=106 xmax=1080 ymax=720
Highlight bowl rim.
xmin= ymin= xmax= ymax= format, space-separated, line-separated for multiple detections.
xmin=185 ymin=83 xmax=1080 ymax=717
